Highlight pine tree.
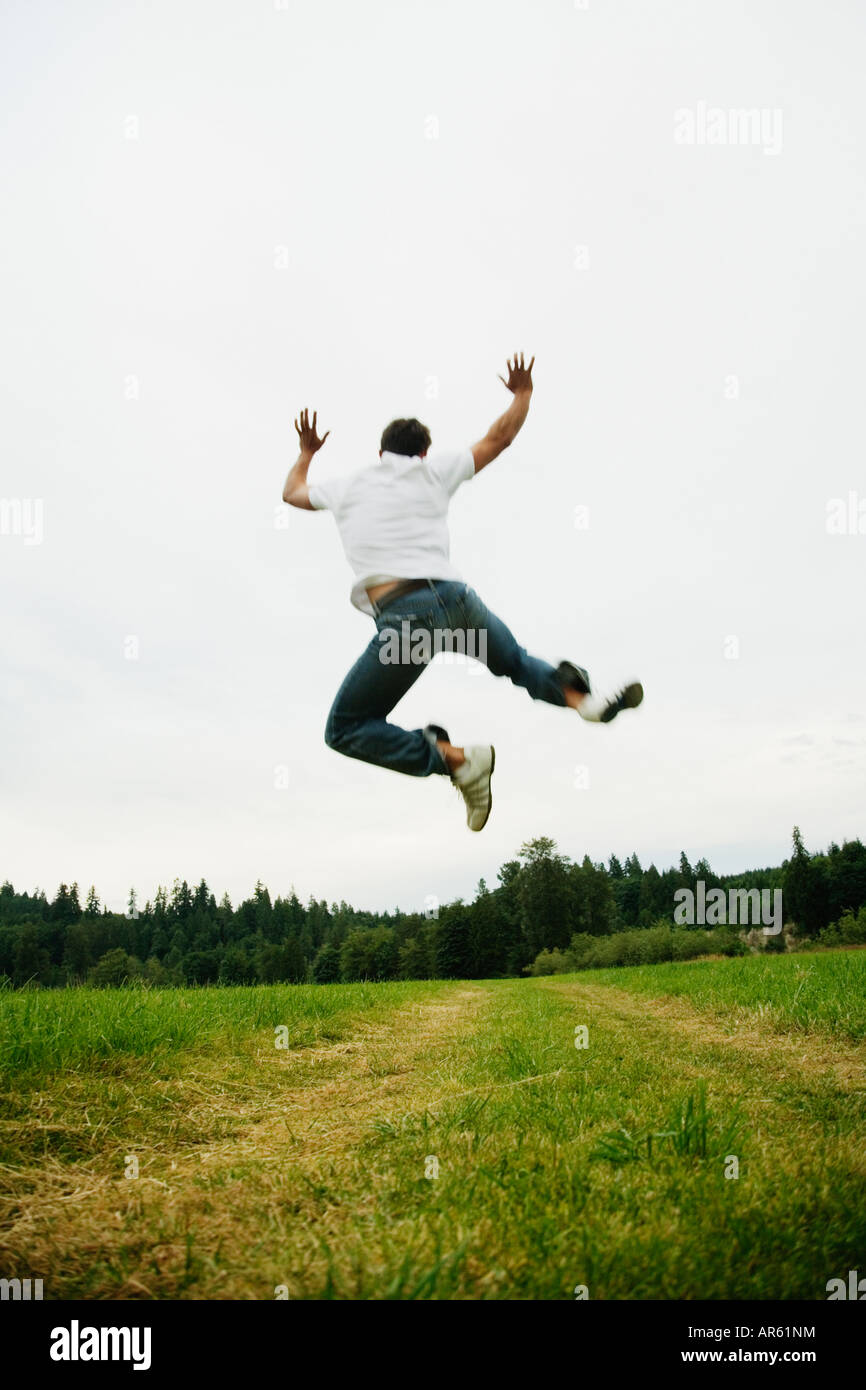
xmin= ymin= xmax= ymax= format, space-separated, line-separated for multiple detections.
xmin=433 ymin=904 xmax=472 ymax=978
xmin=281 ymin=933 xmax=308 ymax=983
xmin=783 ymin=826 xmax=829 ymax=935
xmin=467 ymin=879 xmax=506 ymax=976
xmin=13 ymin=924 xmax=49 ymax=985
xmin=339 ymin=930 xmax=372 ymax=981
xmin=496 ymin=861 xmax=530 ymax=975
xmin=312 ymin=943 xmax=341 ymax=983
xmin=63 ymin=920 xmax=93 ymax=980
xmin=367 ymin=926 xmax=397 ymax=981
xmin=518 ymin=838 xmax=574 ymax=954
xmin=51 ymin=884 xmax=80 ymax=926
xmin=639 ymin=864 xmax=665 ymax=925
xmin=170 ymin=879 xmax=193 ymax=922
xmin=573 ymin=856 xmax=616 ymax=935
xmin=618 ymin=855 xmax=644 ymax=926
xmin=827 ymin=839 xmax=866 ymax=921
xmin=693 ymin=857 xmax=718 ymax=890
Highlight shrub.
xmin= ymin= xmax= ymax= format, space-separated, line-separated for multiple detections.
xmin=529 ymin=923 xmax=750 ymax=977
xmin=709 ymin=929 xmax=749 ymax=957
xmin=527 ymin=948 xmax=570 ymax=977
xmin=566 ymin=934 xmax=598 ymax=970
xmin=816 ymin=907 xmax=866 ymax=949
xmin=89 ymin=948 xmax=141 ymax=987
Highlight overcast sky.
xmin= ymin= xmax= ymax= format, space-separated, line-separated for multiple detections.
xmin=2 ymin=0 xmax=864 ymax=914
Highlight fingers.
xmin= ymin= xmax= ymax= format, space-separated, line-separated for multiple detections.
xmin=504 ymin=352 xmax=535 ymax=376
xmin=296 ymin=408 xmax=326 ymax=443
xmin=497 ymin=352 xmax=534 ymax=391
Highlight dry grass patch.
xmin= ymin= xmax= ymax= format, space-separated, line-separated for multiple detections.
xmin=0 ymin=987 xmax=486 ymax=1299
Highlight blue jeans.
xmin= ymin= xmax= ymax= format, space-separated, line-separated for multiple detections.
xmin=324 ymin=580 xmax=568 ymax=777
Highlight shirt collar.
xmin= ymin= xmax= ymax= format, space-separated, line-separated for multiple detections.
xmin=379 ymin=451 xmax=420 ymax=465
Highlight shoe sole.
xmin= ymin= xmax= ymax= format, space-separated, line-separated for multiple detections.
xmin=470 ymin=745 xmax=495 ymax=832
xmin=600 ymin=682 xmax=644 ymax=724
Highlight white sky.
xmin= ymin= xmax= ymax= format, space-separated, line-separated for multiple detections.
xmin=2 ymin=0 xmax=864 ymax=914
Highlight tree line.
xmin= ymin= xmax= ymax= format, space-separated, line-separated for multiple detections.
xmin=1 ymin=827 xmax=864 ymax=988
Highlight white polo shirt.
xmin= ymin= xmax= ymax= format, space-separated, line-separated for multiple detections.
xmin=308 ymin=448 xmax=475 ymax=616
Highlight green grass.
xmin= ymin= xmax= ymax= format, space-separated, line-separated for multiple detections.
xmin=0 ymin=955 xmax=863 ymax=1299
xmin=345 ymin=978 xmax=864 ymax=1299
xmin=0 ymin=978 xmax=438 ymax=1076
xmin=0 ymin=979 xmax=448 ymax=1176
xmin=582 ymin=949 xmax=866 ymax=1039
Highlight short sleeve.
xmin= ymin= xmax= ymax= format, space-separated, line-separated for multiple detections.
xmin=308 ymin=475 xmax=346 ymax=512
xmin=427 ymin=447 xmax=475 ymax=497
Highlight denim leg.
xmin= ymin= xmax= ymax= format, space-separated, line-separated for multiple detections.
xmin=457 ymin=587 xmax=568 ymax=707
xmin=325 ymin=619 xmax=449 ymax=777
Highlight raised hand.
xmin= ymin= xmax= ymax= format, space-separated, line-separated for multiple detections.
xmin=294 ymin=407 xmax=330 ymax=456
xmin=498 ymin=352 xmax=535 ymax=395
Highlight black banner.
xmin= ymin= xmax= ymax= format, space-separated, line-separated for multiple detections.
xmin=7 ymin=1299 xmax=860 ymax=1376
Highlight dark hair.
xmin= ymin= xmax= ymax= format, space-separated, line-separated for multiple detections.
xmin=380 ymin=418 xmax=431 ymax=457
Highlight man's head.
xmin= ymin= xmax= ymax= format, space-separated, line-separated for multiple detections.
xmin=379 ymin=418 xmax=431 ymax=459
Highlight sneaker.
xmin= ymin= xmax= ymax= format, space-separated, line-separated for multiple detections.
xmin=452 ymin=745 xmax=495 ymax=831
xmin=579 ymin=682 xmax=644 ymax=723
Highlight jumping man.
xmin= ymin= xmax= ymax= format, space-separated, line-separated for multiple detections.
xmin=283 ymin=354 xmax=643 ymax=831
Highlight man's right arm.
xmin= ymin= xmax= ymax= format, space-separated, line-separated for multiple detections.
xmin=282 ymin=407 xmax=329 ymax=509
xmin=471 ymin=353 xmax=534 ymax=473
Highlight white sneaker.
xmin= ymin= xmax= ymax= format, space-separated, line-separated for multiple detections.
xmin=579 ymin=682 xmax=644 ymax=723
xmin=452 ymin=745 xmax=495 ymax=831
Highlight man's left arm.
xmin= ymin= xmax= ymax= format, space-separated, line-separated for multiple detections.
xmin=471 ymin=353 xmax=534 ymax=474
xmin=282 ymin=408 xmax=330 ymax=509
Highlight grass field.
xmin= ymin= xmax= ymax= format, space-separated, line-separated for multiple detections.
xmin=1 ymin=950 xmax=864 ymax=1299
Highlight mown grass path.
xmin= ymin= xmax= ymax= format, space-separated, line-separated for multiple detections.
xmin=1 ymin=959 xmax=863 ymax=1299
xmin=0 ymin=983 xmax=486 ymax=1298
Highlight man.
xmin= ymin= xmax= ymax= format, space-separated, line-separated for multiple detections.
xmin=283 ymin=353 xmax=643 ymax=831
